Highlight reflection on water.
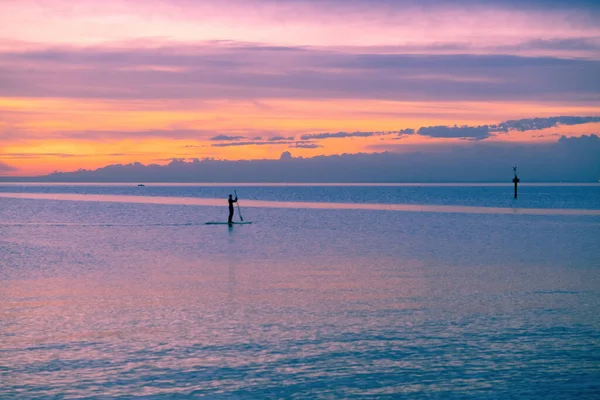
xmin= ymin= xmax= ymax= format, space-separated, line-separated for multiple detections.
xmin=1 ymin=192 xmax=599 ymax=216
xmin=1 ymin=192 xmax=599 ymax=398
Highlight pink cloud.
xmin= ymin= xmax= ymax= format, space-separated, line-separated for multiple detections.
xmin=1 ymin=0 xmax=599 ymax=49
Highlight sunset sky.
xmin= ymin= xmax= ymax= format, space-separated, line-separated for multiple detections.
xmin=1 ymin=0 xmax=599 ymax=176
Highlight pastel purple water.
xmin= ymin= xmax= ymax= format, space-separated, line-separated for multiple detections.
xmin=1 ymin=184 xmax=599 ymax=398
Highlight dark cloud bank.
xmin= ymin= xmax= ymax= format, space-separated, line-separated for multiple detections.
xmin=5 ymin=135 xmax=598 ymax=183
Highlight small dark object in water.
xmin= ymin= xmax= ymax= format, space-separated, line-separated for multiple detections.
xmin=138 ymin=184 xmax=145 ymax=187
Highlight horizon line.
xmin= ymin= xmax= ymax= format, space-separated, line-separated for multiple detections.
xmin=0 ymin=182 xmax=598 ymax=187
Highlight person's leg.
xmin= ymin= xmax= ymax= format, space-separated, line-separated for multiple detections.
xmin=228 ymin=209 xmax=233 ymax=223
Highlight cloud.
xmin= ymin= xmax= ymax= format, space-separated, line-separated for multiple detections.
xmin=0 ymin=161 xmax=16 ymax=172
xmin=290 ymin=142 xmax=322 ymax=149
xmin=211 ymin=140 xmax=295 ymax=147
xmin=398 ymin=116 xmax=600 ymax=141
xmin=271 ymin=0 xmax=600 ymax=9
xmin=1 ymin=153 xmax=78 ymax=159
xmin=23 ymin=135 xmax=600 ymax=183
xmin=297 ymin=126 xmax=492 ymax=141
xmin=2 ymin=0 xmax=598 ymax=52
xmin=1 ymin=42 xmax=599 ymax=102
xmin=210 ymin=134 xmax=246 ymax=141
xmin=301 ymin=131 xmax=395 ymax=140
xmin=12 ymin=115 xmax=597 ymax=145
xmin=417 ymin=125 xmax=490 ymax=140
xmin=211 ymin=139 xmax=319 ymax=148
xmin=269 ymin=136 xmax=294 ymax=141
xmin=1 ymin=152 xmax=154 ymax=159
xmin=293 ymin=115 xmax=600 ymax=144
xmin=503 ymin=37 xmax=600 ymax=53
xmin=491 ymin=116 xmax=600 ymax=132
xmin=30 ymin=127 xmax=287 ymax=142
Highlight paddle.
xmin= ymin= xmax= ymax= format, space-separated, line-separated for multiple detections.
xmin=234 ymin=189 xmax=244 ymax=222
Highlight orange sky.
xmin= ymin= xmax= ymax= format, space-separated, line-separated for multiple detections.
xmin=1 ymin=0 xmax=599 ymax=176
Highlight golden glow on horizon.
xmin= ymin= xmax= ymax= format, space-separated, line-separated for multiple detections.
xmin=2 ymin=96 xmax=600 ymax=176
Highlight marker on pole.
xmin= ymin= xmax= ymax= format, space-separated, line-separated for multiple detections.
xmin=513 ymin=166 xmax=520 ymax=199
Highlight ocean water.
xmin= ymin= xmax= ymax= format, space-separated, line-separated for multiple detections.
xmin=1 ymin=184 xmax=599 ymax=399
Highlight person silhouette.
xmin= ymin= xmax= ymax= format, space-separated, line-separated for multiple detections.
xmin=228 ymin=194 xmax=238 ymax=224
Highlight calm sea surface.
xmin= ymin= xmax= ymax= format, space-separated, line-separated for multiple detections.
xmin=1 ymin=184 xmax=599 ymax=398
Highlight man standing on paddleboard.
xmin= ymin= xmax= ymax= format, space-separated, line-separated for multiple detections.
xmin=228 ymin=194 xmax=238 ymax=224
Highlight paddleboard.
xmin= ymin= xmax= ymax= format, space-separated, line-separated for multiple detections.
xmin=205 ymin=222 xmax=253 ymax=225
